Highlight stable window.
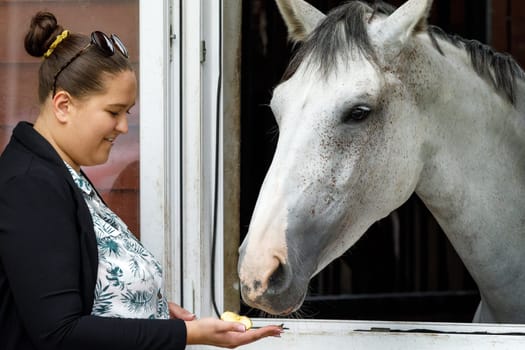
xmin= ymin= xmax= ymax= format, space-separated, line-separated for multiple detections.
xmin=239 ymin=0 xmax=488 ymax=323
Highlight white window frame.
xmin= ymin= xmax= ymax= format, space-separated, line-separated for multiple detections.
xmin=139 ymin=0 xmax=183 ymax=306
xmin=139 ymin=1 xmax=525 ymax=349
xmin=139 ymin=0 xmax=223 ymax=316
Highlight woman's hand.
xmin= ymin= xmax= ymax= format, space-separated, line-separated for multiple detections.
xmin=168 ymin=302 xmax=196 ymax=321
xmin=185 ymin=317 xmax=283 ymax=348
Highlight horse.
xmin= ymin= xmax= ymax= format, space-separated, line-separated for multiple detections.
xmin=237 ymin=0 xmax=525 ymax=323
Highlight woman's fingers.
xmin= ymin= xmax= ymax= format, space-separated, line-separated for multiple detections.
xmin=218 ymin=322 xmax=284 ymax=346
xmin=244 ymin=325 xmax=283 ymax=339
xmin=168 ymin=302 xmax=196 ymax=321
xmin=227 ymin=325 xmax=284 ymax=347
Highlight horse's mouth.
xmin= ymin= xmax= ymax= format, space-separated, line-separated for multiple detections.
xmin=241 ymin=283 xmax=307 ymax=316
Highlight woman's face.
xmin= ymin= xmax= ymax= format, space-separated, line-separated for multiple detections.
xmin=62 ymin=70 xmax=137 ymax=170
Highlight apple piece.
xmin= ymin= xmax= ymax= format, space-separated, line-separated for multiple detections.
xmin=220 ymin=311 xmax=253 ymax=330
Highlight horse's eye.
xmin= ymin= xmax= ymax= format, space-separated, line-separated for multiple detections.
xmin=342 ymin=105 xmax=371 ymax=123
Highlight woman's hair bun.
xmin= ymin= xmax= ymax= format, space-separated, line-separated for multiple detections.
xmin=24 ymin=11 xmax=64 ymax=57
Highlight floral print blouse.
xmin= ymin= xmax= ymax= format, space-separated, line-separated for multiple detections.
xmin=66 ymin=164 xmax=169 ymax=319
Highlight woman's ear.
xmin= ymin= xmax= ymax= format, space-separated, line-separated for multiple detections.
xmin=51 ymin=91 xmax=73 ymax=123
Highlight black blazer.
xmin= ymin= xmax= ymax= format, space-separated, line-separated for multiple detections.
xmin=0 ymin=122 xmax=186 ymax=350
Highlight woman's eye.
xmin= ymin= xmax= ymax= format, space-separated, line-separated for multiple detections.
xmin=342 ymin=105 xmax=371 ymax=123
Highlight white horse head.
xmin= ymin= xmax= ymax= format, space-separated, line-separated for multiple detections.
xmin=238 ymin=0 xmax=525 ymax=322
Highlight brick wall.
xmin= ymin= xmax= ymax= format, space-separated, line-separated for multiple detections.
xmin=0 ymin=0 xmax=140 ymax=237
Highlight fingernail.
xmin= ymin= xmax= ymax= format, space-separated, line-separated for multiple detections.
xmin=236 ymin=325 xmax=246 ymax=332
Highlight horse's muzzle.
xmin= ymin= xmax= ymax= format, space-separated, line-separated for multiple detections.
xmin=239 ymin=256 xmax=306 ymax=315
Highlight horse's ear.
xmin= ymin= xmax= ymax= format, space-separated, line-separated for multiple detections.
xmin=372 ymin=0 xmax=432 ymax=61
xmin=275 ymin=0 xmax=326 ymax=42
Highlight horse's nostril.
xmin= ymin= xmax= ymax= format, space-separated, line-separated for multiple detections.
xmin=269 ymin=262 xmax=284 ymax=285
xmin=267 ymin=260 xmax=289 ymax=295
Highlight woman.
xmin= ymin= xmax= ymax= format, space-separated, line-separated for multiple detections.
xmin=0 ymin=11 xmax=282 ymax=350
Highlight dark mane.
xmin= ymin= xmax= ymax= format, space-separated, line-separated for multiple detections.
xmin=282 ymin=0 xmax=525 ymax=105
xmin=427 ymin=25 xmax=525 ymax=104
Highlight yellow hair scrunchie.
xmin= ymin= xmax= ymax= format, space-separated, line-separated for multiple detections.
xmin=43 ymin=30 xmax=69 ymax=58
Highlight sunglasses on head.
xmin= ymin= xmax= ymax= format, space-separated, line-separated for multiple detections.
xmin=52 ymin=31 xmax=129 ymax=97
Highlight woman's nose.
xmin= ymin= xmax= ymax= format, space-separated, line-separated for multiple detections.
xmin=116 ymin=114 xmax=129 ymax=134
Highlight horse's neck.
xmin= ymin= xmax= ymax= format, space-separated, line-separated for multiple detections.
xmin=414 ymin=35 xmax=525 ymax=237
xmin=413 ymin=37 xmax=525 ymax=317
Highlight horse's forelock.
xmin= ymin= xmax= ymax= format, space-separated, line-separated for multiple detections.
xmin=281 ymin=1 xmax=394 ymax=82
